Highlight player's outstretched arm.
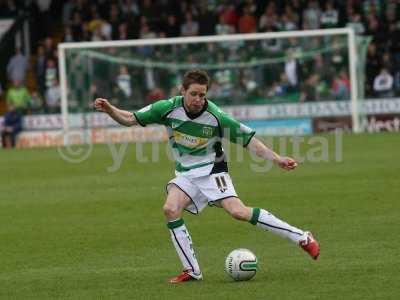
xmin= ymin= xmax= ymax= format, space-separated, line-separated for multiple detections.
xmin=247 ymin=137 xmax=298 ymax=171
xmin=93 ymin=98 xmax=138 ymax=127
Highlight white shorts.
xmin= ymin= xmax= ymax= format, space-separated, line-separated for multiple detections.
xmin=166 ymin=172 xmax=238 ymax=215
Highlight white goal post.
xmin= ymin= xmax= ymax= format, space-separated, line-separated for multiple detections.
xmin=58 ymin=27 xmax=360 ymax=142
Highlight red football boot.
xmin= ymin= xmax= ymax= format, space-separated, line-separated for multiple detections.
xmin=169 ymin=270 xmax=202 ymax=284
xmin=299 ymin=231 xmax=320 ymax=260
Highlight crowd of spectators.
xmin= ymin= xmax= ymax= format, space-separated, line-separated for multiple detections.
xmin=61 ymin=0 xmax=400 ymax=108
xmin=1 ymin=0 xmax=400 ymax=115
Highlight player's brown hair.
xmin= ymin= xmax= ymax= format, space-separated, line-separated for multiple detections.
xmin=182 ymin=69 xmax=210 ymax=90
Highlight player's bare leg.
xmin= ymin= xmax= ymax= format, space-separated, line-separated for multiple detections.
xmin=220 ymin=197 xmax=320 ymax=259
xmin=164 ymin=185 xmax=203 ymax=283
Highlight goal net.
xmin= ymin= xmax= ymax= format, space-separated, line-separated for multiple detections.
xmin=58 ymin=28 xmax=369 ymax=138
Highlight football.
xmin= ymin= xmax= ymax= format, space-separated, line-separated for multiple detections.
xmin=225 ymin=248 xmax=258 ymax=281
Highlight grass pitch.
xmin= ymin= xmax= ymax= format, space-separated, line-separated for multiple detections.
xmin=0 ymin=133 xmax=399 ymax=299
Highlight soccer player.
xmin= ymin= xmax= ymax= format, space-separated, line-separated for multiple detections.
xmin=93 ymin=70 xmax=320 ymax=284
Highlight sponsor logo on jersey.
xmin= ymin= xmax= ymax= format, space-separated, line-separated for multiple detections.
xmin=173 ymin=131 xmax=208 ymax=148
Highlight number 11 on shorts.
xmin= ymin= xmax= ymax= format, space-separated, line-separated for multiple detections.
xmin=214 ymin=175 xmax=228 ymax=193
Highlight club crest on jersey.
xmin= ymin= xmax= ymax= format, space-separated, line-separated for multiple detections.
xmin=203 ymin=126 xmax=213 ymax=137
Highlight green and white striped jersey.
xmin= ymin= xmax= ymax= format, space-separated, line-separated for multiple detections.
xmin=133 ymin=96 xmax=255 ymax=178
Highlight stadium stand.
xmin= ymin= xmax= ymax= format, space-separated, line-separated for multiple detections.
xmin=0 ymin=0 xmax=399 ymax=113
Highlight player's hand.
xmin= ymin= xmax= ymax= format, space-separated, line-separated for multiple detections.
xmin=94 ymin=98 xmax=112 ymax=113
xmin=274 ymin=156 xmax=298 ymax=171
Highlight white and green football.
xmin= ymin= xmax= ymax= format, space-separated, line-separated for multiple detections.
xmin=225 ymin=248 xmax=258 ymax=281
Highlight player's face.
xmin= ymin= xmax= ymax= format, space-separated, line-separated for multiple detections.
xmin=182 ymin=84 xmax=207 ymax=114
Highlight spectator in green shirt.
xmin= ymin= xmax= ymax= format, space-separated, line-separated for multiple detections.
xmin=6 ymin=80 xmax=31 ymax=112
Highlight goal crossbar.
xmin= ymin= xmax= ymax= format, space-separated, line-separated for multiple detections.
xmin=58 ymin=28 xmax=353 ymax=49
